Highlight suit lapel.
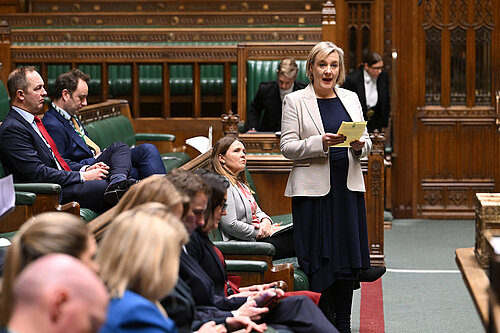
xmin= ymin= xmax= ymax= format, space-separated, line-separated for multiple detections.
xmin=9 ymin=109 xmax=54 ymax=162
xmin=233 ymin=183 xmax=253 ymax=222
xmin=50 ymin=107 xmax=90 ymax=154
xmin=336 ymin=87 xmax=362 ymax=122
xmin=302 ymin=84 xmax=325 ymax=135
xmin=203 ymin=237 xmax=227 ymax=279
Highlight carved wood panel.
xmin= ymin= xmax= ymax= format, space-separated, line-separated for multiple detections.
xmin=27 ymin=0 xmax=324 ymax=13
xmin=391 ymin=0 xmax=499 ymax=218
xmin=0 ymin=12 xmax=321 ymax=28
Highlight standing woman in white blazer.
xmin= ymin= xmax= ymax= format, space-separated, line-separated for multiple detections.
xmin=280 ymin=41 xmax=371 ymax=333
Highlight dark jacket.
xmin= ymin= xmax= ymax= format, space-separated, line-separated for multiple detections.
xmin=247 ymin=80 xmax=307 ymax=132
xmin=342 ymin=67 xmax=390 ymax=132
xmin=42 ymin=105 xmax=97 ymax=165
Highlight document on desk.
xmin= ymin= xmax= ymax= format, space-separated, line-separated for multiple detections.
xmin=333 ymin=121 xmax=367 ymax=147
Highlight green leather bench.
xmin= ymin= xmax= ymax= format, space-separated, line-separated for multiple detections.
xmin=30 ymin=61 xmax=238 ymax=99
xmin=82 ymin=113 xmax=191 ymax=174
xmin=245 ymin=59 xmax=308 ymax=130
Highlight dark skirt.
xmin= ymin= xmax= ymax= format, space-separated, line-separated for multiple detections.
xmin=291 ymin=157 xmax=370 ymax=292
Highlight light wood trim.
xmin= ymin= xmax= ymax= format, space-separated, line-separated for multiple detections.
xmin=455 ymin=247 xmax=489 ymax=331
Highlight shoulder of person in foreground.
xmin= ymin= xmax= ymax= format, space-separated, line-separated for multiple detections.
xmin=102 ymin=290 xmax=176 ymax=333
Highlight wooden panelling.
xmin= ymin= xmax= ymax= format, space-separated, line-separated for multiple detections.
xmin=0 ymin=11 xmax=321 ymax=28
xmin=6 ymin=27 xmax=321 ymax=44
xmin=416 ymin=111 xmax=497 ymax=218
xmin=25 ymin=0 xmax=324 ymax=13
xmin=0 ymin=0 xmax=18 ymax=14
xmin=390 ymin=0 xmax=500 ymax=219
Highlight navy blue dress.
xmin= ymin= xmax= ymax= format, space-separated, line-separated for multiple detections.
xmin=291 ymin=97 xmax=370 ymax=293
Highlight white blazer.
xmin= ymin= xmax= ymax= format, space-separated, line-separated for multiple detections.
xmin=280 ymin=84 xmax=371 ymax=197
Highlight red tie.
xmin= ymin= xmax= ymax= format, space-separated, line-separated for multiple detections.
xmin=34 ymin=116 xmax=71 ymax=171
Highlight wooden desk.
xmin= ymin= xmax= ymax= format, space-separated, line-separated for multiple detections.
xmin=455 ymin=247 xmax=489 ymax=330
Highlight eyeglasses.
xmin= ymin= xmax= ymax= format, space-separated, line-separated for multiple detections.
xmin=219 ymin=200 xmax=227 ymax=211
xmin=369 ymin=65 xmax=384 ymax=71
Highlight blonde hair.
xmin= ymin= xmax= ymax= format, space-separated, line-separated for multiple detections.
xmin=277 ymin=59 xmax=299 ymax=79
xmin=89 ymin=175 xmax=188 ymax=239
xmin=1 ymin=212 xmax=90 ymax=325
xmin=97 ymin=203 xmax=188 ymax=302
xmin=209 ymin=136 xmax=248 ymax=186
xmin=306 ymin=41 xmax=346 ymax=85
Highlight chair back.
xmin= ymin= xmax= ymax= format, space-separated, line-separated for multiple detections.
xmin=246 ymin=59 xmax=308 ymax=112
xmin=0 ymin=80 xmax=10 ymax=122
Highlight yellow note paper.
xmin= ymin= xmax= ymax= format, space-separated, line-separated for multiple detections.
xmin=333 ymin=121 xmax=367 ymax=147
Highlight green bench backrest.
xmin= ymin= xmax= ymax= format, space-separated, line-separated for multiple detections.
xmin=78 ymin=64 xmax=101 ymax=96
xmin=246 ymin=59 xmax=308 ymax=111
xmin=109 ymin=64 xmax=132 ymax=96
xmin=84 ymin=115 xmax=136 ymax=148
xmin=0 ymin=80 xmax=10 ymax=123
xmin=30 ymin=63 xmax=237 ymax=98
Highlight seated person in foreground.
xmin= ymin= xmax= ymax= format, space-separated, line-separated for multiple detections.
xmin=191 ymin=169 xmax=320 ymax=305
xmin=4 ymin=254 xmax=108 ymax=333
xmin=43 ymin=68 xmax=166 ymax=179
xmin=246 ymin=59 xmax=307 ymax=132
xmin=0 ymin=67 xmax=136 ymax=210
xmin=167 ymin=169 xmax=337 ymax=333
xmin=209 ymin=137 xmax=295 ymax=260
xmin=0 ymin=212 xmax=100 ymax=325
xmin=97 ymin=203 xmax=226 ymax=333
xmin=88 ymin=174 xmax=188 ymax=239
xmin=82 ymin=172 xmax=261 ymax=332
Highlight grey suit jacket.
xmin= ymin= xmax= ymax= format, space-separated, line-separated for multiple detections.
xmin=280 ymin=84 xmax=371 ymax=197
xmin=219 ymin=181 xmax=271 ymax=241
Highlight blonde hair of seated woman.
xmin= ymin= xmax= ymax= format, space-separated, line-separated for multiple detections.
xmin=1 ymin=212 xmax=95 ymax=325
xmin=97 ymin=202 xmax=187 ymax=306
xmin=89 ymin=174 xmax=188 ymax=239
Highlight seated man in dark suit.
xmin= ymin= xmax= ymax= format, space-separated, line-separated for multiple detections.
xmin=246 ymin=59 xmax=307 ymax=133
xmin=42 ymin=68 xmax=165 ymax=180
xmin=0 ymin=67 xmax=136 ymax=212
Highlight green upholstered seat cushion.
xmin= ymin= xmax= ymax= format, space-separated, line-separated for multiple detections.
xmin=225 ymin=260 xmax=268 ymax=272
xmin=80 ymin=208 xmax=100 ymax=222
xmin=161 ymin=152 xmax=191 ymax=174
xmin=15 ymin=191 xmax=37 ymax=205
xmin=14 ymin=183 xmax=61 ymax=194
xmin=134 ymin=133 xmax=175 ymax=142
xmin=293 ymin=269 xmax=310 ymax=291
xmin=213 ymin=240 xmax=276 ymax=256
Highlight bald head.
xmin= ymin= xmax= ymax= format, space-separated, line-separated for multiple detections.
xmin=9 ymin=254 xmax=109 ymax=333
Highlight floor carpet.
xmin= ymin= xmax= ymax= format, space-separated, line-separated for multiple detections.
xmin=351 ymin=219 xmax=484 ymax=333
